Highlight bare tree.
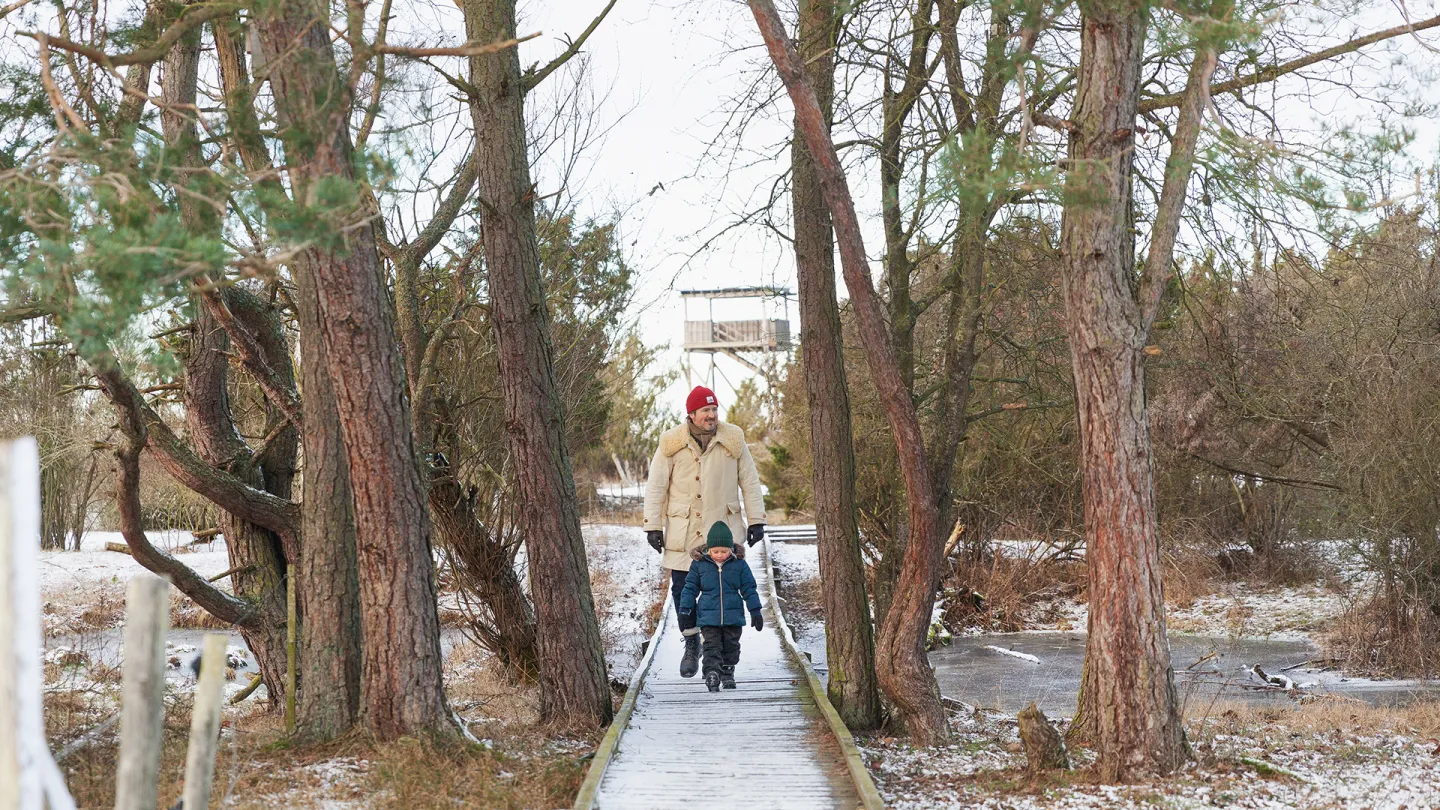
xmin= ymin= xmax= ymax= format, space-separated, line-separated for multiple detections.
xmin=791 ymin=0 xmax=883 ymax=731
xmin=751 ymin=0 xmax=950 ymax=744
xmin=461 ymin=0 xmax=614 ymax=729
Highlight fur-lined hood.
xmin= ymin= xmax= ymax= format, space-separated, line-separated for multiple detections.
xmin=658 ymin=421 xmax=747 ymax=458
xmin=688 ymin=541 xmax=746 ymax=561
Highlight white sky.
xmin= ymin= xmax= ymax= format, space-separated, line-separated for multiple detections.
xmin=513 ymin=0 xmax=1440 ymax=415
xmin=517 ymin=0 xmax=800 ymax=411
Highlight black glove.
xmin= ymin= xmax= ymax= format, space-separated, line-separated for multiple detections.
xmin=751 ymin=612 xmax=764 ymax=631
xmin=646 ymin=531 xmax=664 ymax=554
xmin=747 ymin=524 xmax=764 ymax=547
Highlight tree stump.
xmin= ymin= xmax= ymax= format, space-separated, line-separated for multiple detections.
xmin=1018 ymin=702 xmax=1069 ymax=773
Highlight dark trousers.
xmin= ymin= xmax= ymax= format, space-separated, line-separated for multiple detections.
xmin=670 ymin=569 xmax=697 ymax=633
xmin=700 ymin=625 xmax=742 ymax=676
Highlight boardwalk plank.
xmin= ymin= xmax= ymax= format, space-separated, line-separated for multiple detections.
xmin=592 ymin=541 xmax=862 ymax=810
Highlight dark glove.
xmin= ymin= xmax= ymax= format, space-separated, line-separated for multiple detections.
xmin=646 ymin=531 xmax=664 ymax=554
xmin=751 ymin=612 xmax=764 ymax=632
xmin=747 ymin=524 xmax=764 ymax=547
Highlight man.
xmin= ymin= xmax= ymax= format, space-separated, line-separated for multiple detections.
xmin=644 ymin=385 xmax=767 ymax=678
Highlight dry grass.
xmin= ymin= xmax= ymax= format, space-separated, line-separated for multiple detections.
xmin=942 ymin=551 xmax=1087 ymax=633
xmin=1160 ymin=548 xmax=1224 ymax=611
xmin=170 ymin=592 xmax=233 ymax=630
xmin=1186 ymin=698 xmax=1440 ymax=740
xmin=365 ymin=732 xmax=588 ymax=810
xmin=54 ymin=685 xmax=594 ymax=809
xmin=1322 ymin=590 xmax=1440 ymax=678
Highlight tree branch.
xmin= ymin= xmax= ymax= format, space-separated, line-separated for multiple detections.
xmin=90 ymin=359 xmax=301 ymax=539
xmin=521 ymin=0 xmax=616 ymax=94
xmin=1139 ymin=14 xmax=1440 ymax=112
xmin=1186 ymin=452 xmax=1341 ymax=492
xmin=1139 ymin=4 xmax=1224 ymax=334
xmin=24 ymin=4 xmax=240 ymax=69
xmin=113 ymin=414 xmax=272 ymax=629
xmin=399 ymin=149 xmax=481 ymax=268
xmin=372 ymin=33 xmax=538 ymax=58
xmin=0 ymin=304 xmax=46 ymax=323
xmin=195 ymin=286 xmax=304 ymax=428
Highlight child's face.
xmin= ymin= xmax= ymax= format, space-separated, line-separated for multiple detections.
xmin=708 ymin=546 xmax=732 ymax=562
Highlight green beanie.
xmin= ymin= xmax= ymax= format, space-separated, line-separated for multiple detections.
xmin=706 ymin=521 xmax=733 ymax=549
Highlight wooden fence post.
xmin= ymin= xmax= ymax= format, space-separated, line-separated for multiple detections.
xmin=0 ymin=437 xmax=77 ymax=810
xmin=181 ymin=634 xmax=228 ymax=810
xmin=114 ymin=574 xmax=170 ymax=810
xmin=284 ymin=571 xmax=296 ymax=736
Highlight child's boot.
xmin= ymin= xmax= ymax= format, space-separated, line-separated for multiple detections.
xmin=720 ymin=666 xmax=736 ymax=690
xmin=680 ymin=635 xmax=701 ymax=678
xmin=705 ymin=671 xmax=721 ymax=692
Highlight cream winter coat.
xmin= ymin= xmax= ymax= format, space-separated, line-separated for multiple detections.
xmin=643 ymin=421 xmax=766 ymax=571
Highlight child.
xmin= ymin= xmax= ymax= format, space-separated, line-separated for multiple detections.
xmin=678 ymin=522 xmax=764 ymax=692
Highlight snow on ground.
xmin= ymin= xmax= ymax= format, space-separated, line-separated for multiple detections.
xmin=583 ymin=523 xmax=666 ymax=682
xmin=39 ymin=530 xmax=232 ymax=636
xmin=1167 ymin=582 xmax=1349 ymax=641
xmin=861 ymin=705 xmax=1440 ymax=809
xmin=769 ymin=537 xmax=820 ymax=583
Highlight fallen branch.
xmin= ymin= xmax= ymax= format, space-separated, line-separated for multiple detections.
xmin=1249 ymin=663 xmax=1295 ymax=691
xmin=228 ymin=673 xmax=263 ymax=704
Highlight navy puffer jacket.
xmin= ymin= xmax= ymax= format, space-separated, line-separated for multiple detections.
xmin=678 ymin=555 xmax=762 ymax=627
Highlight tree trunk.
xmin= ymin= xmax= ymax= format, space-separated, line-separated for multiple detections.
xmin=1059 ymin=1 xmax=1187 ymax=779
xmin=210 ymin=16 xmax=363 ymax=739
xmin=252 ymin=0 xmax=452 ymax=739
xmin=463 ymin=0 xmax=612 ymax=730
xmin=162 ymin=30 xmax=291 ymax=707
xmin=751 ymin=0 xmax=949 ymax=744
xmin=293 ymin=261 xmax=364 ymax=740
xmin=181 ymin=301 xmax=291 ymax=706
xmin=792 ymin=0 xmax=883 ymax=732
xmin=428 ymin=469 xmax=539 ymax=678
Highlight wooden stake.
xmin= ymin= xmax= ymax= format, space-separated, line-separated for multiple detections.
xmin=1 ymin=438 xmax=77 ymax=810
xmin=285 ymin=572 xmax=296 ymax=735
xmin=114 ymin=574 xmax=170 ymax=810
xmin=182 ymin=634 xmax=228 ymax=810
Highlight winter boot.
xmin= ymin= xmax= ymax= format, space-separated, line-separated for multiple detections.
xmin=705 ymin=671 xmax=721 ymax=693
xmin=680 ymin=634 xmax=701 ymax=678
xmin=720 ymin=666 xmax=736 ymax=690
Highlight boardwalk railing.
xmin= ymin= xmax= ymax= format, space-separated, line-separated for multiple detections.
xmin=758 ymin=535 xmax=886 ymax=810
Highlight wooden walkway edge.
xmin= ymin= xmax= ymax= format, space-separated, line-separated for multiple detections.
xmin=758 ymin=535 xmax=886 ymax=810
xmin=573 ymin=534 xmax=883 ymax=810
xmin=571 ymin=592 xmax=671 ymax=809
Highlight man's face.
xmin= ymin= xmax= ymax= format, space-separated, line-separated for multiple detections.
xmin=708 ymin=546 xmax=732 ymax=563
xmin=691 ymin=405 xmax=719 ymax=431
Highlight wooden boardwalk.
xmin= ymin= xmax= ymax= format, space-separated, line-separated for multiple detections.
xmin=579 ymin=536 xmax=875 ymax=810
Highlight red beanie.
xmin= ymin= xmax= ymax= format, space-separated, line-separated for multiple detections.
xmin=686 ymin=386 xmax=719 ymax=414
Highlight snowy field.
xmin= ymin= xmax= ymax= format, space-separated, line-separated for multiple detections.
xmin=582 ymin=523 xmax=667 ymax=681
xmin=39 ymin=530 xmax=232 ymax=636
